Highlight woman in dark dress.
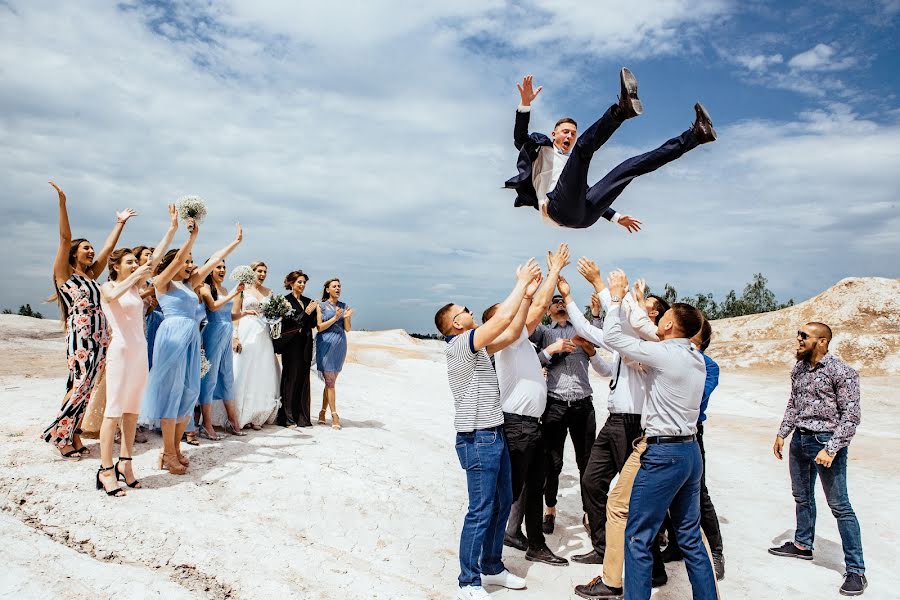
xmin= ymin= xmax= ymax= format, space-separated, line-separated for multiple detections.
xmin=276 ymin=270 xmax=318 ymax=427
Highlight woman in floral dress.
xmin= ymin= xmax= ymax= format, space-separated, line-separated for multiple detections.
xmin=43 ymin=181 xmax=136 ymax=460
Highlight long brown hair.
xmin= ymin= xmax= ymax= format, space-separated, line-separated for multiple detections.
xmin=321 ymin=277 xmax=340 ymax=302
xmin=49 ymin=237 xmax=91 ymax=323
xmin=107 ymin=248 xmax=135 ymax=281
xmin=156 ymin=248 xmax=181 ymax=276
xmin=284 ymin=270 xmax=308 ymax=290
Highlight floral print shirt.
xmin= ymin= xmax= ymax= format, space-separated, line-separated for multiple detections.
xmin=778 ymin=353 xmax=861 ymax=454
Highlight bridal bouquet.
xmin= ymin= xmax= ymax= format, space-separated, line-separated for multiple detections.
xmin=176 ymin=195 xmax=208 ymax=228
xmin=261 ymin=295 xmax=294 ymax=339
xmin=199 ymin=348 xmax=211 ymax=378
xmin=229 ymin=265 xmax=257 ymax=286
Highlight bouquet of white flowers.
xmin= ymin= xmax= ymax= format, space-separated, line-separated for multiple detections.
xmin=199 ymin=348 xmax=211 ymax=378
xmin=260 ymin=295 xmax=294 ymax=339
xmin=229 ymin=265 xmax=257 ymax=286
xmin=176 ymin=195 xmax=208 ymax=227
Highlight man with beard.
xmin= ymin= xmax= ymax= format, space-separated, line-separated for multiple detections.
xmin=769 ymin=323 xmax=866 ymax=597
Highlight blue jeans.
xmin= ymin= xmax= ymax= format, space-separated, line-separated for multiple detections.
xmin=789 ymin=430 xmax=865 ymax=574
xmin=624 ymin=441 xmax=717 ymax=600
xmin=455 ymin=427 xmax=513 ymax=588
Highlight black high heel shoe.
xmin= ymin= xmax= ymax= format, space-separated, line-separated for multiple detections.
xmin=114 ymin=457 xmax=141 ymax=489
xmin=96 ymin=466 xmax=125 ymax=497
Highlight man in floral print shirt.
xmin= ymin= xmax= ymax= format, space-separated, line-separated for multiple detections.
xmin=768 ymin=322 xmax=867 ymax=597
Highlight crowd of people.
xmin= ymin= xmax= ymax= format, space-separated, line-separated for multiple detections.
xmin=42 ymin=181 xmax=354 ymax=494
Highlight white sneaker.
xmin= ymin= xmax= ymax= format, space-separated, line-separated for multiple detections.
xmin=456 ymin=585 xmax=491 ymax=600
xmin=481 ymin=569 xmax=527 ymax=589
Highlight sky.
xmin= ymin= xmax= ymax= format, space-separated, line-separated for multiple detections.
xmin=2 ymin=0 xmax=898 ymax=332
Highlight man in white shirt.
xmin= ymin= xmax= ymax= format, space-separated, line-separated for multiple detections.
xmin=485 ymin=244 xmax=570 ymax=566
xmin=435 ymin=258 xmax=541 ymax=600
xmin=504 ymin=69 xmax=717 ymax=231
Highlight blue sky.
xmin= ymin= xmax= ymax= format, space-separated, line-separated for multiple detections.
xmin=1 ymin=1 xmax=898 ymax=332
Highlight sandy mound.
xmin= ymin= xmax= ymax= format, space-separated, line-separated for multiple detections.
xmin=0 ymin=314 xmax=66 ymax=379
xmin=709 ymin=277 xmax=900 ymax=375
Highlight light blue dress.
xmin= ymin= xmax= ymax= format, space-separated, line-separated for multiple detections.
xmin=199 ymin=298 xmax=234 ymax=405
xmin=315 ymin=300 xmax=347 ymax=373
xmin=141 ymin=282 xmax=202 ymax=422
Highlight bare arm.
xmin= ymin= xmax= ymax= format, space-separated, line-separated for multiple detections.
xmin=146 ymin=204 xmax=179 ymax=274
xmin=472 ymin=259 xmax=540 ymax=351
xmin=190 ymin=223 xmax=242 ymax=287
xmin=317 ymin=304 xmax=345 ymax=332
xmin=154 ymin=219 xmax=198 ymax=291
xmin=89 ymin=208 xmax=137 ymax=280
xmin=50 ymin=181 xmax=73 ymax=286
xmin=100 ymin=264 xmax=152 ymax=303
xmin=486 ymin=297 xmax=532 ymax=355
xmin=526 ymin=243 xmax=569 ymax=334
xmin=200 ymin=283 xmax=244 ymax=312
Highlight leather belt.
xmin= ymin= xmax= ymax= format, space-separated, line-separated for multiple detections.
xmin=646 ymin=434 xmax=696 ymax=444
xmin=547 ymin=395 xmax=592 ymax=407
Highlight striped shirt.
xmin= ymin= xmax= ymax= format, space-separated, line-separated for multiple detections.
xmin=445 ymin=329 xmax=503 ymax=432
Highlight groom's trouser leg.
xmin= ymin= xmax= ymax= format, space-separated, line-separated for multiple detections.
xmin=547 ymin=105 xmax=623 ymax=227
xmin=574 ymin=128 xmax=701 ymax=229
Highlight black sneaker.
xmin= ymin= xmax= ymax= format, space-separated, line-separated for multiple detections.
xmin=768 ymin=541 xmax=813 ymax=560
xmin=525 ymin=545 xmax=569 ymax=566
xmin=503 ymin=530 xmax=527 ymax=552
xmin=652 ymin=559 xmax=668 ymax=587
xmin=712 ymin=551 xmax=725 ymax=581
xmin=542 ymin=513 xmax=555 ymax=534
xmin=575 ymin=576 xmax=623 ymax=599
xmin=571 ymin=549 xmax=604 ymax=564
xmin=840 ymin=573 xmax=868 ymax=596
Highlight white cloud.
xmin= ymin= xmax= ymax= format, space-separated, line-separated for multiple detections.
xmin=733 ymin=53 xmax=783 ymax=72
xmin=788 ymin=43 xmax=856 ymax=72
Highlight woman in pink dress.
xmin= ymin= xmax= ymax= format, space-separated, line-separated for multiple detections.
xmin=95 ymin=206 xmax=178 ymax=496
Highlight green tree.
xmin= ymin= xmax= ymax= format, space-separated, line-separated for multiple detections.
xmin=18 ymin=304 xmax=43 ymax=319
xmin=741 ymin=273 xmax=777 ymax=313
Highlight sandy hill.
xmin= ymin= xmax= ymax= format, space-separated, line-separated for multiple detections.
xmin=709 ymin=277 xmax=900 ymax=375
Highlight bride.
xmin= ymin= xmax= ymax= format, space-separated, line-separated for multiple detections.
xmin=220 ymin=260 xmax=280 ymax=431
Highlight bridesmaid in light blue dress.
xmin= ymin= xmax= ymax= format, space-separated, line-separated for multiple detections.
xmin=197 ymin=260 xmax=246 ymax=439
xmin=315 ymin=277 xmax=354 ymax=430
xmin=141 ymin=220 xmax=243 ymax=473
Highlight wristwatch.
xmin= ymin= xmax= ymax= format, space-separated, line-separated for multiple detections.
xmin=610 ymin=295 xmax=622 ymax=303
xmin=826 ymin=448 xmax=836 ymax=457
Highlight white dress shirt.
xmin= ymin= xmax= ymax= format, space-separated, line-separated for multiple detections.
xmin=602 ymin=305 xmax=707 ymax=437
xmin=495 ymin=328 xmax=548 ymax=418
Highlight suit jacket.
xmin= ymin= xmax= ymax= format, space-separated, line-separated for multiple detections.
xmin=273 ymin=293 xmax=316 ymax=353
xmin=503 ymin=109 xmax=616 ymax=222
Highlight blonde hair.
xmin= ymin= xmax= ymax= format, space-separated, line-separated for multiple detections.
xmin=250 ymin=261 xmax=268 ymax=271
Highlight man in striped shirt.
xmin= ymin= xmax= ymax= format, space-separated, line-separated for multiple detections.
xmin=435 ymin=258 xmax=541 ymax=600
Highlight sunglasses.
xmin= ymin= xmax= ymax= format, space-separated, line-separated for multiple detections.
xmin=797 ymin=331 xmax=821 ymax=341
xmin=454 ymin=307 xmax=472 ymax=321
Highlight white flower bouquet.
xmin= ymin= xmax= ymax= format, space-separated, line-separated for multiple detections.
xmin=229 ymin=265 xmax=257 ymax=286
xmin=176 ymin=195 xmax=208 ymax=227
xmin=260 ymin=295 xmax=294 ymax=339
xmin=200 ymin=348 xmax=211 ymax=378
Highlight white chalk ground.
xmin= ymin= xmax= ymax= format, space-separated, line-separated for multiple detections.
xmin=1 ymin=326 xmax=898 ymax=599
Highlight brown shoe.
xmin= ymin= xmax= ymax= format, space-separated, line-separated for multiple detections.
xmin=331 ymin=414 xmax=342 ymax=430
xmin=616 ymin=68 xmax=643 ymax=120
xmin=134 ymin=426 xmax=149 ymax=444
xmin=158 ymin=452 xmax=187 ymax=475
xmin=318 ymin=409 xmax=327 ymax=425
xmin=691 ymin=102 xmax=717 ymax=144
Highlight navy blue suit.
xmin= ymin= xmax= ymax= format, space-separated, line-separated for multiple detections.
xmin=504 ymin=105 xmax=701 ymax=229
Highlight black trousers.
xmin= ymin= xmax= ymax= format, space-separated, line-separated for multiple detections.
xmin=664 ymin=423 xmax=724 ymax=555
xmin=582 ymin=412 xmax=644 ymax=553
xmin=547 ymin=105 xmax=701 ymax=229
xmin=503 ymin=413 xmax=546 ymax=550
xmin=542 ymin=396 xmax=596 ymax=510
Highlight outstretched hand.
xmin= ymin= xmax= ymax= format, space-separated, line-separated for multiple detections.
xmin=516 ymin=258 xmax=541 ymax=283
xmin=49 ymin=181 xmax=66 ymax=202
xmin=577 ymin=257 xmax=603 ymax=289
xmin=235 ymin=223 xmax=243 ymax=243
xmin=557 ymin=275 xmax=571 ymax=299
xmin=547 ymin=243 xmax=570 ymax=273
xmin=618 ymin=215 xmax=642 ymax=233
xmin=116 ymin=208 xmax=138 ymax=224
xmin=633 ymin=279 xmax=647 ymax=307
xmin=517 ymin=75 xmax=543 ymax=107
xmin=608 ymin=269 xmax=629 ymax=298
xmin=526 ymin=272 xmax=543 ymax=297
xmin=167 ymin=203 xmax=178 ymax=228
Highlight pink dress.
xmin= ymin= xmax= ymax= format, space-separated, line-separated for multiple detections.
xmin=101 ymin=285 xmax=149 ymax=417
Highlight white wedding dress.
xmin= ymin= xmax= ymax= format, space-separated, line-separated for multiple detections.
xmin=217 ymin=292 xmax=281 ymax=428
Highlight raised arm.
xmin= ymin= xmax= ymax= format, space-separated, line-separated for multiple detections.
xmin=200 ymin=283 xmax=244 ymax=312
xmin=101 ymin=263 xmax=152 ymax=303
xmin=50 ymin=181 xmax=73 ymax=285
xmin=526 ymin=243 xmax=569 ymax=334
xmin=514 ymin=75 xmax=542 ymax=150
xmin=487 ymin=273 xmax=540 ymax=354
xmin=190 ymin=223 xmax=242 ymax=286
xmin=473 ymin=259 xmax=540 ymax=351
xmin=146 ymin=204 xmax=179 ymax=274
xmin=90 ymin=208 xmax=137 ymax=280
xmin=559 ymin=275 xmax=607 ymax=348
xmin=154 ymin=218 xmax=198 ymax=290
xmin=601 ymin=271 xmax=671 ymax=369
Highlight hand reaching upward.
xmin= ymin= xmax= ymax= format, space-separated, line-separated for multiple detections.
xmin=517 ymin=75 xmax=543 ymax=107
xmin=49 ymin=181 xmax=66 ymax=202
xmin=116 ymin=208 xmax=137 ymax=224
xmin=547 ymin=243 xmax=570 ymax=274
xmin=577 ymin=258 xmax=604 ymax=291
xmin=618 ymin=215 xmax=642 ymax=233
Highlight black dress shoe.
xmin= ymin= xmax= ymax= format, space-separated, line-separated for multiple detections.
xmin=615 ymin=67 xmax=643 ymax=120
xmin=574 ymin=576 xmax=623 ymax=599
xmin=768 ymin=541 xmax=813 ymax=560
xmin=839 ymin=572 xmax=868 ymax=596
xmin=542 ymin=513 xmax=555 ymax=534
xmin=652 ymin=559 xmax=668 ymax=587
xmin=712 ymin=551 xmax=725 ymax=581
xmin=503 ymin=530 xmax=528 ymax=552
xmin=691 ymin=102 xmax=717 ymax=144
xmin=525 ymin=545 xmax=569 ymax=566
xmin=572 ymin=549 xmax=604 ymax=564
